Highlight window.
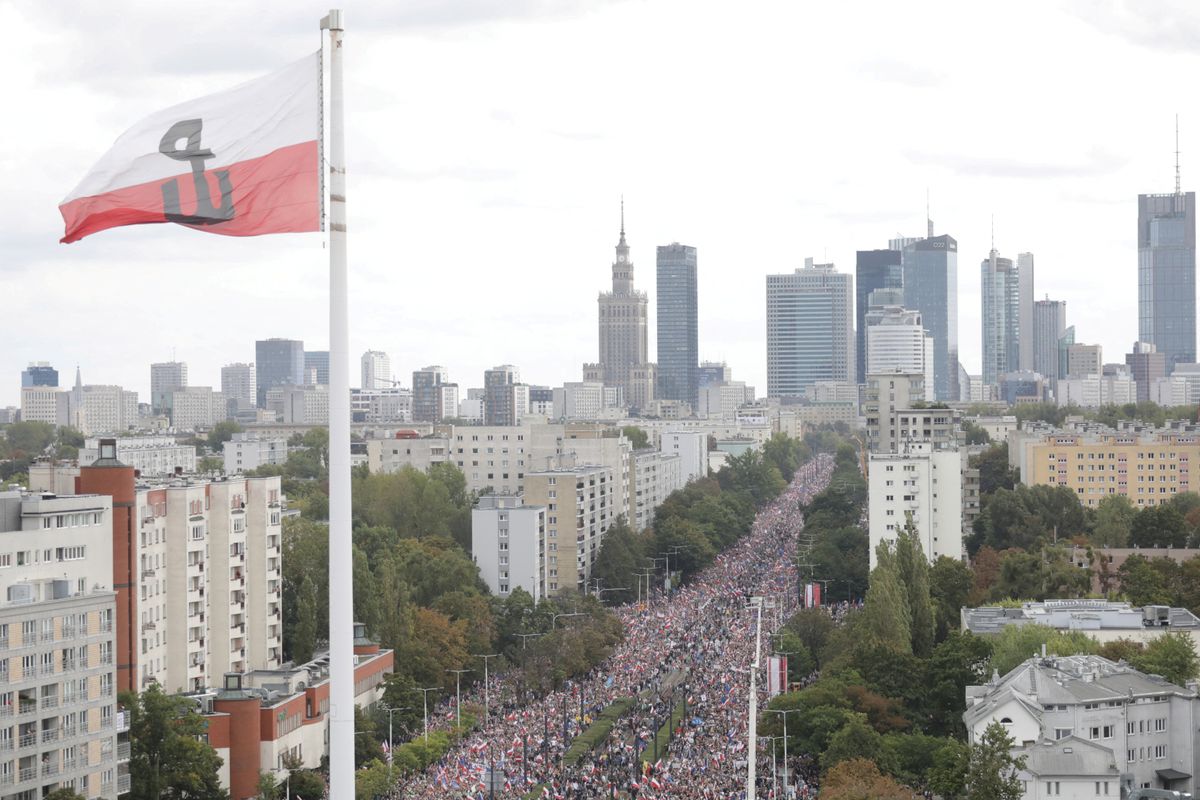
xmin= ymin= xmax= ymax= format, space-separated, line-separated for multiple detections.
xmin=1154 ymin=745 xmax=1167 ymax=759
xmin=1054 ymin=728 xmax=1072 ymax=740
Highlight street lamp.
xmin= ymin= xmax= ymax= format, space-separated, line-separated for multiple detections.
xmin=759 ymin=734 xmax=781 ymax=800
xmin=445 ymin=669 xmax=470 ymax=728
xmin=595 ymin=587 xmax=628 ymax=604
xmin=410 ymin=687 xmax=438 ymax=742
xmin=378 ymin=703 xmax=409 ymax=784
xmin=634 ymin=569 xmax=654 ymax=606
xmin=472 ymin=653 xmax=500 ymax=723
xmin=767 ymin=708 xmax=794 ymax=797
xmin=515 ymin=633 xmax=543 ymax=650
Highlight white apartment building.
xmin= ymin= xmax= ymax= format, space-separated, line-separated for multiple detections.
xmin=222 ymin=434 xmax=288 ymax=475
xmin=1056 ymin=375 xmax=1137 ymax=409
xmin=660 ymin=431 xmax=707 ymax=485
xmin=266 ymin=385 xmax=328 ymax=425
xmin=471 ymin=495 xmax=547 ymax=601
xmin=0 ymin=489 xmax=121 ymax=800
xmin=63 ymin=386 xmax=138 ymax=436
xmin=458 ymin=396 xmax=485 ymax=424
xmin=868 ymin=442 xmax=963 ymax=568
xmin=135 ymin=476 xmax=284 ymax=693
xmin=697 ymin=382 xmax=753 ymax=420
xmin=965 ymin=655 xmax=1200 ymax=799
xmin=19 ymin=387 xmax=61 ymax=426
xmin=556 ymin=382 xmax=605 ymax=420
xmin=360 ymin=351 xmax=392 ymax=390
xmin=523 ymin=465 xmax=616 ymax=594
xmin=865 ymin=306 xmax=935 ymax=402
xmin=168 ymin=386 xmax=224 ymax=431
xmin=366 ymin=436 xmax=452 ymax=476
xmin=629 ymin=449 xmax=683 ymax=531
xmin=349 ymin=388 xmax=412 ymax=424
xmin=865 ymin=371 xmax=927 ymax=453
xmin=80 ymin=437 xmax=196 ymax=476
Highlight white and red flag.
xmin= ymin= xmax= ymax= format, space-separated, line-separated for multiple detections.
xmin=59 ymin=52 xmax=321 ymax=243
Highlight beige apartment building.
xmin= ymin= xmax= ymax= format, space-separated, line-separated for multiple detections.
xmin=523 ymin=465 xmax=616 ymax=594
xmin=1020 ymin=431 xmax=1200 ymax=508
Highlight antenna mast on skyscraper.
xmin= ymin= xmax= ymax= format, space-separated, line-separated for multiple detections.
xmin=926 ymin=188 xmax=933 ymax=238
xmin=1175 ymin=114 xmax=1182 ymax=196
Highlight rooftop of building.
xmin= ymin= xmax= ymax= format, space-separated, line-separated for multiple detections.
xmin=966 ymin=654 xmax=1194 ymax=729
xmin=962 ymin=599 xmax=1200 ymax=635
xmin=1020 ymin=736 xmax=1120 ymax=778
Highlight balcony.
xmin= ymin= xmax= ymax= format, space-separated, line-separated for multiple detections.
xmin=141 ymin=568 xmax=155 ymax=579
xmin=62 ymin=724 xmax=77 ymax=739
xmin=118 ymin=773 xmax=131 ymax=794
xmin=18 ymin=702 xmax=37 ymax=717
xmin=41 ymin=729 xmax=58 ymax=744
xmin=118 ymin=741 xmax=131 ymax=761
xmin=40 ymin=696 xmax=58 ymax=710
xmin=62 ymin=757 xmax=76 ymax=771
xmin=17 ymin=733 xmax=36 ymax=749
xmin=18 ymin=767 xmax=35 ymax=783
xmin=39 ymin=663 xmax=54 ymax=676
xmin=101 ymin=782 xmax=114 ymax=796
xmin=0 ymin=636 xmax=7 ymax=649
xmin=41 ymin=762 xmax=58 ymax=778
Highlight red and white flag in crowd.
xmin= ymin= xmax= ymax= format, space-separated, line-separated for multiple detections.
xmin=59 ymin=52 xmax=321 ymax=243
xmin=767 ymin=655 xmax=788 ymax=697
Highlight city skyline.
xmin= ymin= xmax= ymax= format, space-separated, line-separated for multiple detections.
xmin=5 ymin=1 xmax=1200 ymax=406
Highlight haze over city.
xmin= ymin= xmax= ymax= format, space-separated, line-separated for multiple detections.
xmin=4 ymin=0 xmax=1199 ymax=402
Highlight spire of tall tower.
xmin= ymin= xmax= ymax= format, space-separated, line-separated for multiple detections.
xmin=1176 ymin=114 xmax=1182 ymax=196
xmin=926 ymin=188 xmax=933 ymax=238
xmin=74 ymin=365 xmax=82 ymax=390
xmin=619 ymin=195 xmax=626 ymax=246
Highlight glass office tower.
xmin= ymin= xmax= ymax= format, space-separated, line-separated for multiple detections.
xmin=902 ymin=235 xmax=958 ymax=401
xmin=855 ymin=249 xmax=904 ymax=383
xmin=656 ymin=243 xmax=699 ymax=409
xmin=1138 ymin=191 xmax=1196 ymax=373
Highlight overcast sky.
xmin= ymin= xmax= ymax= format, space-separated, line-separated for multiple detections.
xmin=3 ymin=0 xmax=1198 ymax=406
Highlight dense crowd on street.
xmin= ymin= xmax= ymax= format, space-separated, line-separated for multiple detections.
xmin=395 ymin=454 xmax=836 ymax=800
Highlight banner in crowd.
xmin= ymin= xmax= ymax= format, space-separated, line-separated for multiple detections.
xmin=767 ymin=655 xmax=788 ymax=696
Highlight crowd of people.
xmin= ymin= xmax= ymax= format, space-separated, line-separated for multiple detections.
xmin=394 ymin=454 xmax=836 ymax=800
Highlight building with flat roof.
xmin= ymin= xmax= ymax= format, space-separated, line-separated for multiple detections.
xmin=523 ymin=464 xmax=616 ymax=595
xmin=962 ymin=600 xmax=1200 ymax=652
xmin=471 ymin=496 xmax=547 ymax=601
xmin=867 ymin=442 xmax=963 ymax=568
xmin=766 ymin=260 xmax=854 ymax=398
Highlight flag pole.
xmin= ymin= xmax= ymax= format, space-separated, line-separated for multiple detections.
xmin=320 ymin=8 xmax=354 ymax=799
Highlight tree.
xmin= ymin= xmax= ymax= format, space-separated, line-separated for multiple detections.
xmin=621 ymin=425 xmax=649 ymax=450
xmin=44 ymin=789 xmax=87 ymax=800
xmin=1131 ymin=504 xmax=1189 ymax=548
xmin=927 ymin=739 xmax=970 ymax=800
xmin=786 ymin=608 xmax=836 ymax=667
xmin=255 ymin=772 xmax=280 ymax=800
xmin=861 ymin=541 xmax=911 ymax=653
xmin=963 ymin=421 xmax=992 ymax=446
xmin=1117 ymin=554 xmax=1173 ymax=607
xmin=819 ymin=757 xmax=915 ymax=800
xmin=589 ymin=519 xmax=646 ymax=604
xmin=968 ymin=546 xmax=1003 ymax=606
xmin=1092 ymin=494 xmax=1136 ymax=547
xmin=292 ymin=576 xmax=318 ymax=664
xmin=965 ymin=721 xmax=1026 ymax=800
xmin=924 ymin=631 xmax=994 ymax=738
xmin=973 ymin=443 xmax=1016 ymax=497
xmin=207 ymin=420 xmax=244 ymax=450
xmin=762 ymin=432 xmax=810 ymax=482
xmin=121 ymin=684 xmax=229 ymax=800
xmin=895 ymin=519 xmax=935 ymax=657
xmin=822 ymin=715 xmax=886 ymax=772
xmin=811 ymin=525 xmax=869 ymax=604
xmin=354 ymin=705 xmax=384 ymax=768
xmin=1130 ymin=632 xmax=1199 ymax=686
xmin=284 ymin=770 xmax=324 ymax=800
xmin=929 ymin=556 xmax=973 ymax=642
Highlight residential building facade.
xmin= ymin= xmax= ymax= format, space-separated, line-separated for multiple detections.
xmin=867 ymin=442 xmax=963 ymax=568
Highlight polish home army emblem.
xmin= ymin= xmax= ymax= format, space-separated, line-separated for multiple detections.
xmin=158 ymin=119 xmax=235 ymax=225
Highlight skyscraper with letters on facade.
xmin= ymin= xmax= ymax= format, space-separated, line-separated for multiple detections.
xmin=765 ymin=259 xmax=853 ymax=398
xmin=656 ymin=242 xmax=698 ymax=410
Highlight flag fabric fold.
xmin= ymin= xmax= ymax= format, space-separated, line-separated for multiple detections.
xmin=59 ymin=52 xmax=321 ymax=243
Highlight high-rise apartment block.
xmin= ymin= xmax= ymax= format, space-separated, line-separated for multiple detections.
xmin=472 ymin=496 xmax=547 ymax=601
xmin=597 ymin=208 xmax=650 ymax=401
xmin=855 ymin=248 xmax=904 ymax=383
xmin=360 ymin=351 xmax=392 ymax=390
xmin=255 ymin=339 xmax=304 ymax=408
xmin=220 ymin=363 xmax=257 ymax=414
xmin=150 ymin=361 xmax=188 ymax=416
xmin=0 ymin=485 xmax=121 ymax=800
xmin=655 ymin=243 xmax=698 ymax=410
xmin=981 ymin=250 xmax=1020 ymax=386
xmin=765 ymin=259 xmax=854 ymax=398
xmin=864 ymin=306 xmax=934 ymax=399
xmin=523 ymin=464 xmax=616 ymax=594
xmin=868 ymin=441 xmax=963 ymax=569
xmin=1033 ymin=299 xmax=1067 ymax=382
xmin=902 ymin=235 xmax=959 ymax=400
xmin=484 ymin=365 xmax=522 ymax=427
xmin=19 ymin=386 xmax=62 ymax=425
xmin=412 ymin=366 xmax=452 ymax=423
xmin=1138 ymin=189 xmax=1196 ymax=373
xmin=21 ymin=362 xmax=58 ymax=388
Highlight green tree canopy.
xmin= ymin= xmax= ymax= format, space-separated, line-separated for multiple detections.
xmin=965 ymin=721 xmax=1026 ymax=800
xmin=120 ymin=685 xmax=229 ymax=800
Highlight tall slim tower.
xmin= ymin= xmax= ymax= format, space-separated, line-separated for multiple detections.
xmin=902 ymin=235 xmax=959 ymax=401
xmin=150 ymin=361 xmax=188 ymax=415
xmin=1017 ymin=253 xmax=1035 ymax=372
xmin=1138 ymin=123 xmax=1196 ymax=373
xmin=656 ymin=243 xmax=699 ymax=409
xmin=855 ymin=248 xmax=904 ymax=383
xmin=598 ymin=202 xmax=649 ymax=398
xmin=1033 ymin=299 xmax=1067 ymax=382
xmin=360 ymin=351 xmax=392 ymax=389
xmin=981 ymin=249 xmax=1020 ymax=386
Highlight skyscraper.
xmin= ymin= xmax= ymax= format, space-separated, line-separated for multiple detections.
xmin=150 ymin=361 xmax=188 ymax=415
xmin=1033 ymin=299 xmax=1067 ymax=382
xmin=765 ymin=259 xmax=854 ymax=398
xmin=865 ymin=305 xmax=935 ymax=401
xmin=980 ymin=249 xmax=1019 ymax=386
xmin=20 ymin=361 xmax=58 ymax=387
xmin=1126 ymin=341 xmax=1168 ymax=402
xmin=484 ymin=364 xmax=521 ymax=426
xmin=597 ymin=204 xmax=649 ymax=399
xmin=855 ymin=248 xmax=903 ymax=382
xmin=304 ymin=350 xmax=330 ymax=385
xmin=655 ymin=242 xmax=698 ymax=410
xmin=221 ymin=362 xmax=257 ymax=411
xmin=1138 ymin=186 xmax=1196 ymax=373
xmin=1017 ymin=252 xmax=1035 ymax=371
xmin=361 ymin=350 xmax=392 ymax=389
xmin=412 ymin=365 xmax=449 ymax=422
xmin=255 ymin=338 xmax=304 ymax=407
xmin=902 ymin=235 xmax=958 ymax=401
